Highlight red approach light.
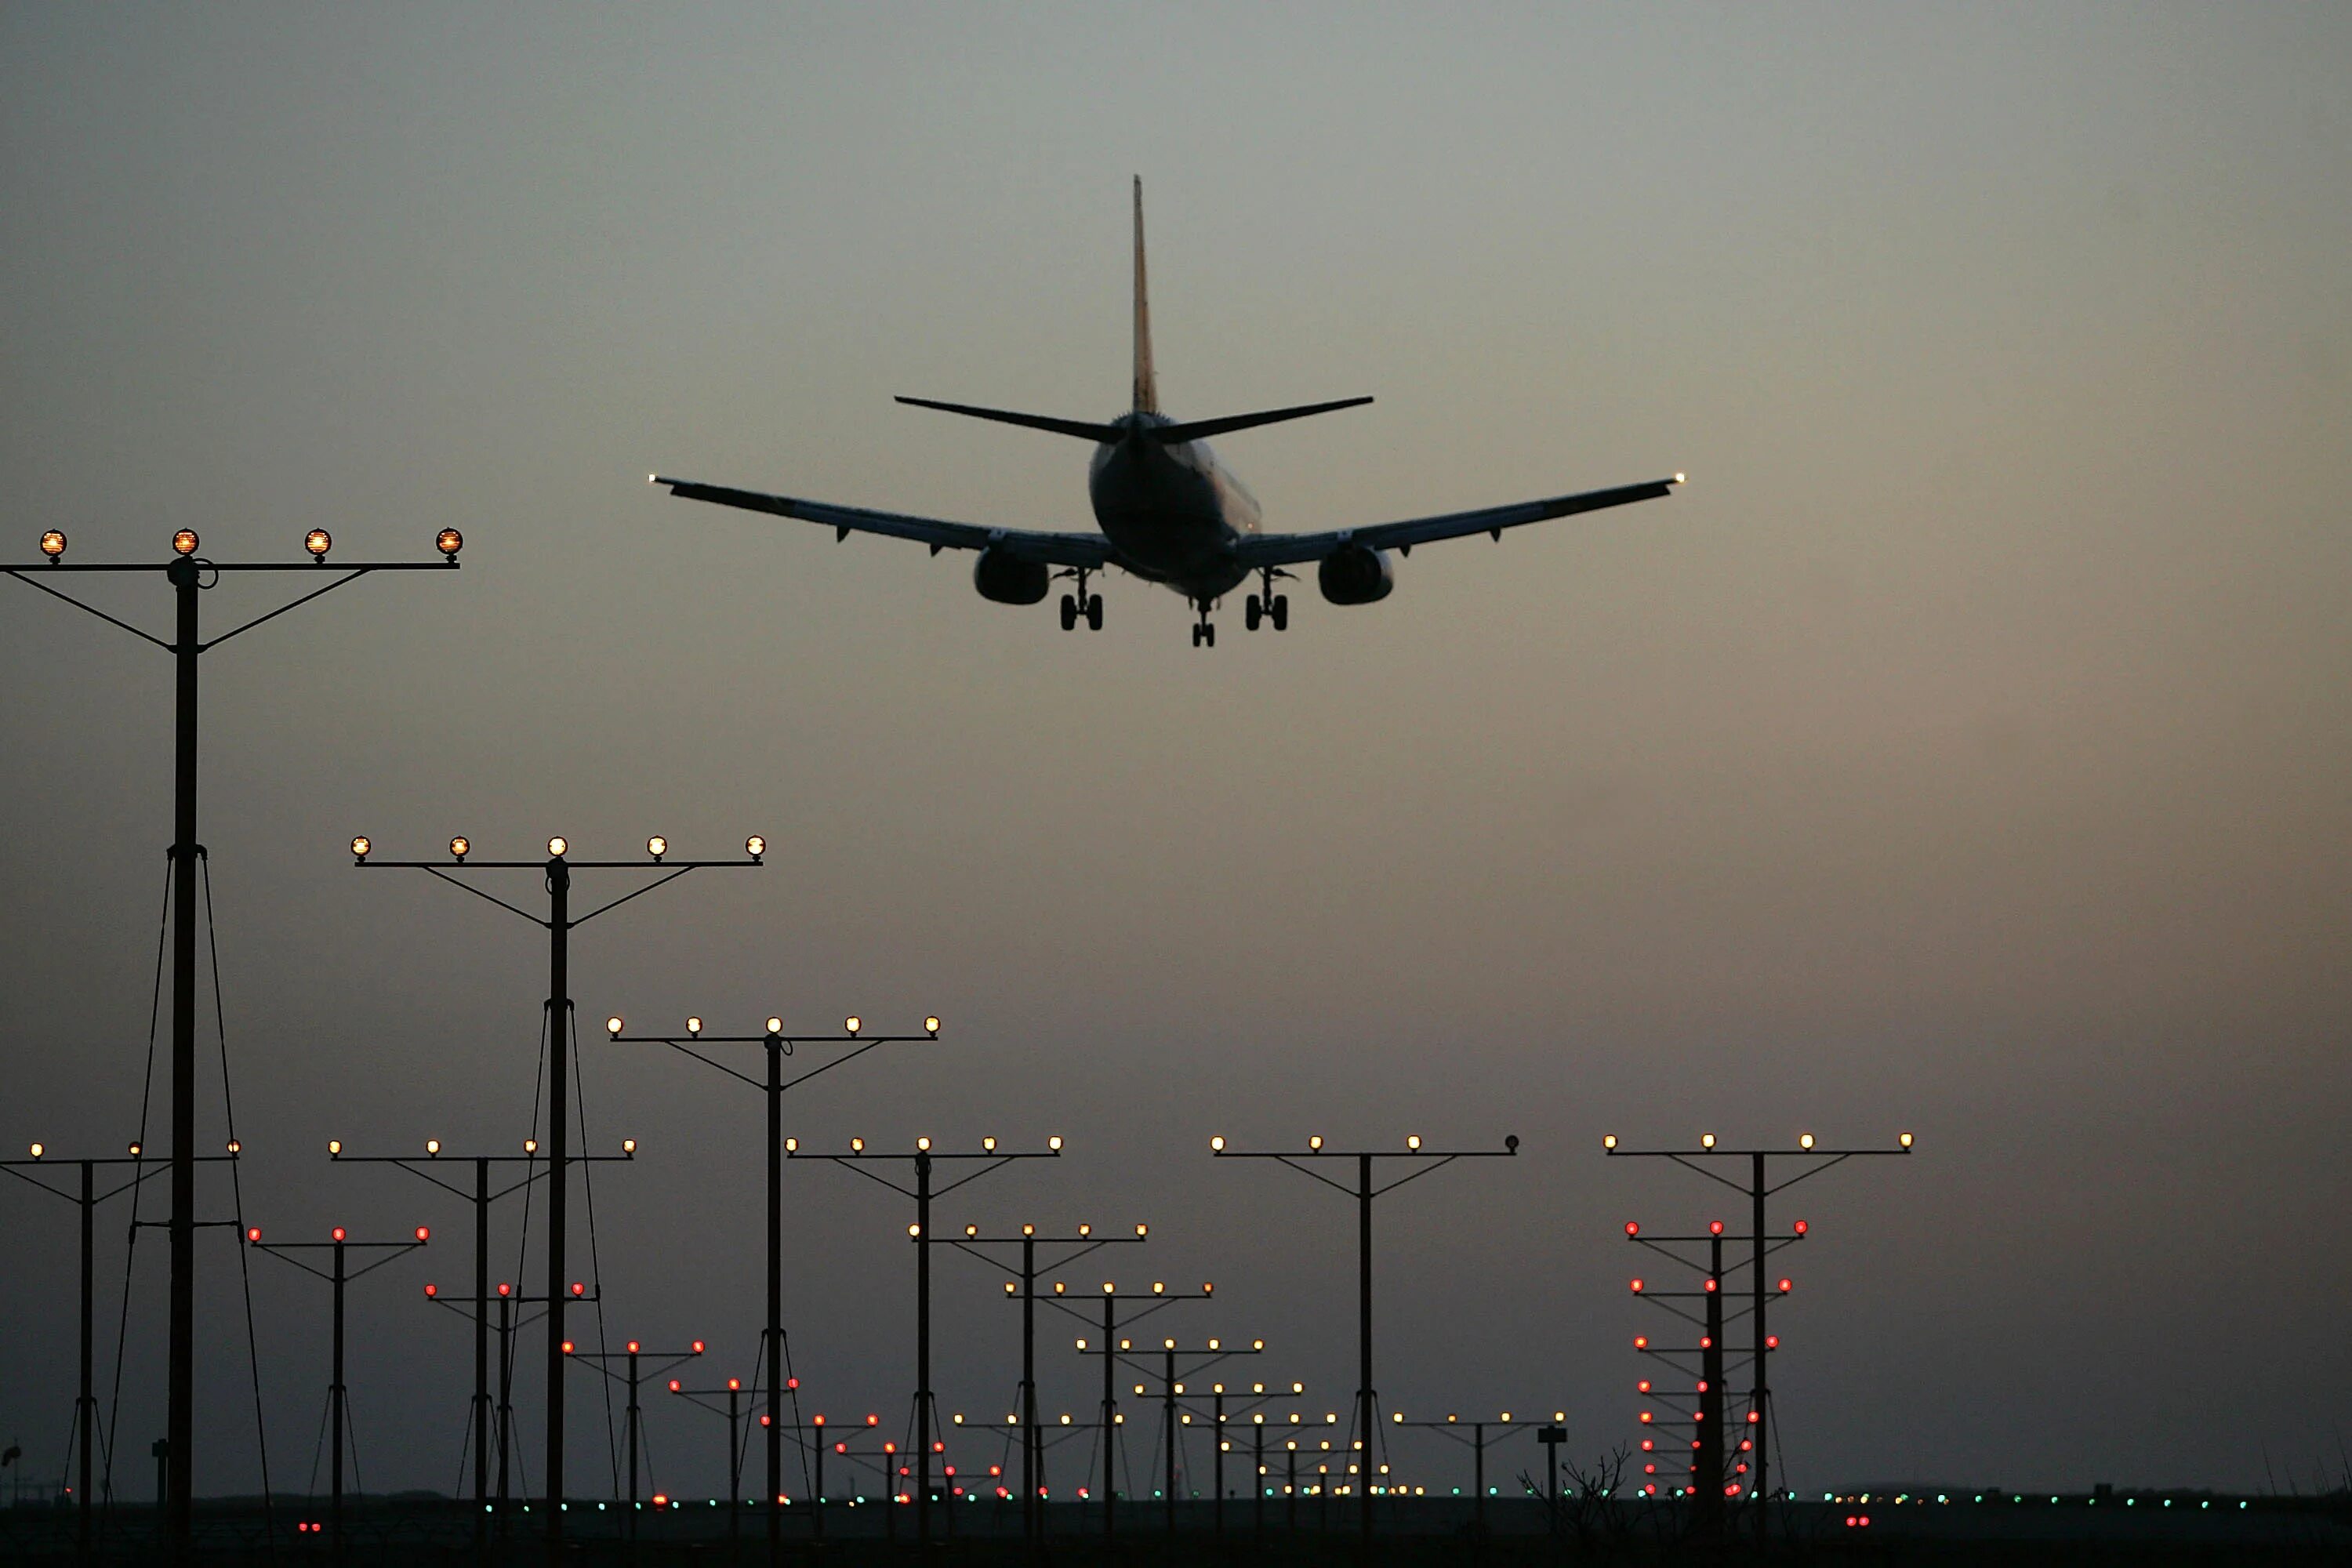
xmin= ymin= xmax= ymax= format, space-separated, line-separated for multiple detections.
xmin=1639 ymin=1412 xmax=1653 ymax=1425
xmin=1747 ymin=1411 xmax=1762 ymax=1425
xmin=786 ymin=1376 xmax=797 ymax=1389
xmin=1643 ymin=1464 xmax=1657 ymax=1475
xmin=884 ymin=1443 xmax=896 ymax=1454
xmin=668 ymin=1380 xmax=681 ymax=1392
xmin=1639 ymin=1439 xmax=1653 ymax=1452
xmin=561 ymin=1341 xmax=576 ymax=1355
xmin=1696 ymin=1380 xmax=1709 ymax=1393
xmin=692 ymin=1340 xmax=706 ymax=1354
xmin=1704 ymin=1278 xmax=1719 ymax=1293
xmin=1725 ymin=1484 xmax=1740 ymax=1497
xmin=332 ymin=1227 xmax=347 ymax=1242
xmin=731 ymin=1380 xmax=744 ymax=1393
xmin=246 ymin=1227 xmax=262 ymax=1243
xmin=572 ymin=1282 xmax=586 ymax=1297
xmin=866 ymin=1414 xmax=879 ymax=1426
xmin=627 ymin=1341 xmax=641 ymax=1354
xmin=834 ymin=1443 xmax=847 ymax=1455
xmin=1637 ymin=1380 xmax=1652 ymax=1393
xmin=760 ymin=1416 xmax=771 ymax=1428
xmin=498 ymin=1283 xmax=512 ymax=1297
xmin=1633 ymin=1336 xmax=1649 ymax=1349
xmin=1624 ymin=1221 xmax=1639 ymax=1236
xmin=415 ymin=1226 xmax=430 ymax=1242
xmin=1709 ymin=1220 xmax=1724 ymax=1235
xmin=1629 ymin=1278 xmax=1644 ymax=1293
xmin=1700 ymin=1336 xmax=1713 ymax=1348
xmin=1739 ymin=1439 xmax=1752 ymax=1452
xmin=1777 ymin=1278 xmax=1792 ymax=1293
xmin=424 ymin=1284 xmax=439 ymax=1298
xmin=989 ymin=1465 xmax=1002 ymax=1478
xmin=932 ymin=1441 xmax=945 ymax=1454
xmin=1793 ymin=1219 xmax=1809 ymax=1234
xmin=651 ymin=1494 xmax=668 ymax=1508
xmin=1766 ymin=1334 xmax=1780 ymax=1349
xmin=944 ymin=1465 xmax=957 ymax=1477
xmin=809 ymin=1410 xmax=820 ymax=1423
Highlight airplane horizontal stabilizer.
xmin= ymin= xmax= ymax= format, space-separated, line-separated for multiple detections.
xmin=1142 ymin=396 xmax=1372 ymax=445
xmin=895 ymin=397 xmax=1124 ymax=443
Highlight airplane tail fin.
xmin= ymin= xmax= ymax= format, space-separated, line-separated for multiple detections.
xmin=1132 ymin=175 xmax=1158 ymax=415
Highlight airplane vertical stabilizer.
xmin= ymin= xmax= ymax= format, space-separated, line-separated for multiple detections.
xmin=1132 ymin=176 xmax=1159 ymax=415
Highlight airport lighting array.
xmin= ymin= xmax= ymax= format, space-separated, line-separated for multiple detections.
xmin=245 ymin=1222 xmax=432 ymax=1562
xmin=351 ymin=833 xmax=760 ymax=1548
xmin=5 ymin=524 xmax=459 ymax=1551
xmin=944 ymin=1221 xmax=1149 ymax=1548
xmin=564 ymin=1338 xmax=706 ymax=1544
xmin=1210 ymin=1131 xmax=1519 ymax=1548
xmin=608 ymin=1013 xmax=940 ymax=1562
xmin=1113 ymin=1334 xmax=1267 ymax=1537
xmin=0 ymin=1145 xmax=238 ymax=1560
xmin=1060 ymin=1278 xmax=1214 ymax=1544
xmin=790 ymin=1135 xmax=1065 ymax=1545
xmin=1605 ymin=1130 xmax=1914 ymax=1548
xmin=332 ymin=1135 xmax=635 ymax=1544
xmin=1388 ymin=1410 xmax=1566 ymax=1543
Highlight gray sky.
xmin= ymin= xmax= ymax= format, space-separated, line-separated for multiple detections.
xmin=3 ymin=2 xmax=2347 ymax=1503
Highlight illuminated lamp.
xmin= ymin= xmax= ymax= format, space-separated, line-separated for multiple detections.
xmin=304 ymin=528 xmax=332 ymax=560
xmin=39 ymin=529 xmax=66 ymax=561
xmin=172 ymin=528 xmax=199 ymax=556
xmin=436 ymin=527 xmax=463 ymax=559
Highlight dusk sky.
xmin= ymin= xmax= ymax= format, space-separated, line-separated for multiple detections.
xmin=3 ymin=4 xmax=2347 ymax=1503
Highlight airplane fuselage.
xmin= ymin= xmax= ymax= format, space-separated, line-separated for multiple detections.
xmin=1087 ymin=413 xmax=1258 ymax=601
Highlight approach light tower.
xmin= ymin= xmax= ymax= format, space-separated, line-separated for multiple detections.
xmin=1606 ymin=1129 xmax=1913 ymax=1548
xmin=352 ymin=833 xmax=760 ymax=1552
xmin=3 ymin=524 xmax=460 ymax=1555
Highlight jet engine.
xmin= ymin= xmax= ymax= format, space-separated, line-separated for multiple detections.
xmin=1316 ymin=543 xmax=1395 ymax=605
xmin=972 ymin=548 xmax=1050 ymax=605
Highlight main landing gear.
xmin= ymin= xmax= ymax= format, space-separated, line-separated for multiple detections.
xmin=1057 ymin=568 xmax=1104 ymax=632
xmin=1243 ymin=566 xmax=1291 ymax=632
xmin=1190 ymin=597 xmax=1217 ymax=648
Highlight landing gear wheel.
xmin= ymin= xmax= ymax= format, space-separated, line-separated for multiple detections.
xmin=1271 ymin=593 xmax=1289 ymax=631
xmin=1245 ymin=596 xmax=1263 ymax=631
xmin=1060 ymin=593 xmax=1078 ymax=631
xmin=1190 ymin=625 xmax=1203 ymax=648
xmin=1202 ymin=621 xmax=1216 ymax=648
xmin=1086 ymin=593 xmax=1103 ymax=630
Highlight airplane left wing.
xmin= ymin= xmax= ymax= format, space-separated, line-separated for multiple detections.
xmin=652 ymin=476 xmax=1117 ymax=568
xmin=1231 ymin=475 xmax=1682 ymax=568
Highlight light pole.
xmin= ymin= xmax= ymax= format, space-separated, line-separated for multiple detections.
xmin=353 ymin=833 xmax=760 ymax=1553
xmin=1389 ymin=1410 xmax=1555 ymax=1551
xmin=331 ymin=1136 xmax=636 ymax=1549
xmin=245 ymin=1222 xmax=431 ymax=1566
xmin=789 ymin=1136 xmax=1064 ymax=1546
xmin=0 ymin=1145 xmax=232 ymax=1564
xmin=5 ymin=523 xmax=460 ymax=1555
xmin=666 ymin=1374 xmax=757 ymax=1554
xmin=1117 ymin=1336 xmax=1266 ymax=1537
xmin=942 ymin=1222 xmax=1147 ymax=1552
xmin=565 ymin=1339 xmax=704 ymax=1547
xmin=1606 ymin=1129 xmax=1914 ymax=1548
xmin=1210 ymin=1131 xmax=1519 ymax=1549
xmin=1062 ymin=1279 xmax=1214 ymax=1545
xmin=607 ymin=1014 xmax=940 ymax=1562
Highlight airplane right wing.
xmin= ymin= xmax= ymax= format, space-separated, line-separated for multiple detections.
xmin=651 ymin=476 xmax=1117 ymax=568
xmin=1231 ymin=475 xmax=1682 ymax=568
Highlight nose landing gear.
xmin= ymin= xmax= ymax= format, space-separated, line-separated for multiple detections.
xmin=1056 ymin=568 xmax=1105 ymax=632
xmin=1190 ymin=597 xmax=1217 ymax=648
xmin=1244 ymin=567 xmax=1292 ymax=631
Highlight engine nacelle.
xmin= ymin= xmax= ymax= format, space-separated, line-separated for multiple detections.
xmin=1317 ymin=543 xmax=1395 ymax=606
xmin=972 ymin=548 xmax=1049 ymax=605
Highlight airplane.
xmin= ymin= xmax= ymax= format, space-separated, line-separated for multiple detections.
xmin=651 ymin=179 xmax=1682 ymax=647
